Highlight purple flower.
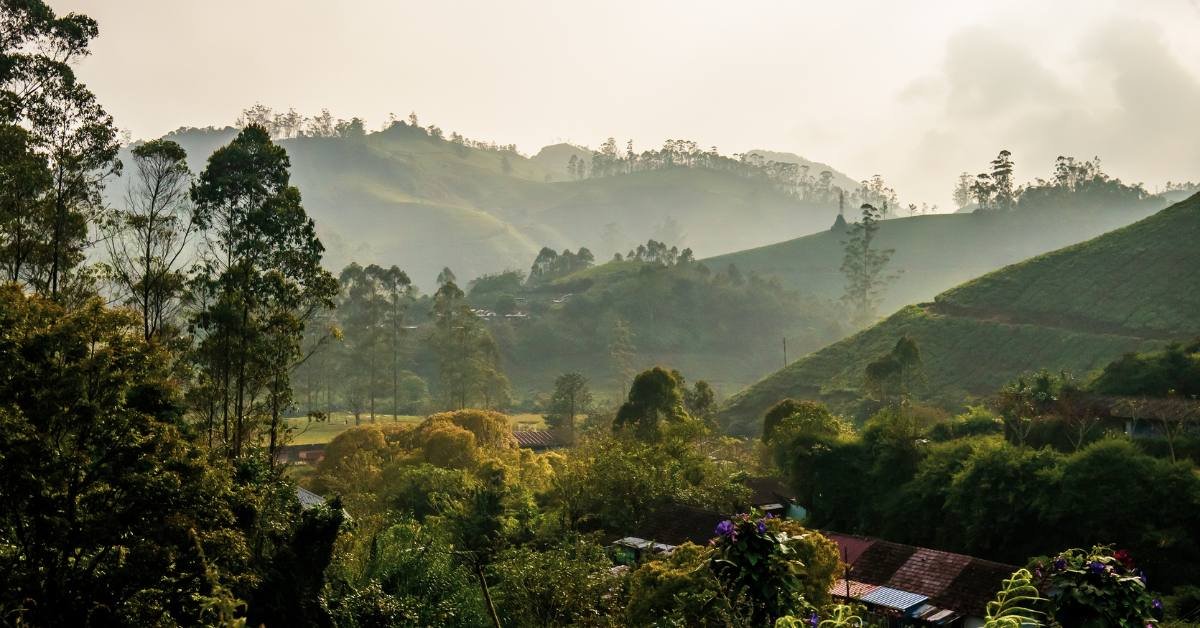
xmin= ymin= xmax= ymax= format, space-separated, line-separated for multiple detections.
xmin=1152 ymin=599 xmax=1162 ymax=610
xmin=808 ymin=612 xmax=819 ymax=628
xmin=1088 ymin=561 xmax=1106 ymax=575
xmin=764 ymin=512 xmax=774 ymax=519
xmin=1053 ymin=558 xmax=1067 ymax=571
xmin=715 ymin=520 xmax=735 ymax=538
xmin=756 ymin=520 xmax=768 ymax=534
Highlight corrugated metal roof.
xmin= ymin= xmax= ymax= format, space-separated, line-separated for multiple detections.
xmin=860 ymin=586 xmax=928 ymax=611
xmin=926 ymin=609 xmax=962 ymax=624
xmin=297 ymin=486 xmax=327 ymax=511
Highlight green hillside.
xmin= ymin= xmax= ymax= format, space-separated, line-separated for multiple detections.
xmin=705 ymin=198 xmax=1171 ymax=313
xmin=114 ymin=126 xmax=847 ymax=288
xmin=718 ymin=192 xmax=1200 ymax=435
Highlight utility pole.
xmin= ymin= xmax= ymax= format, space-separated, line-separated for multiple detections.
xmin=782 ymin=337 xmax=788 ymax=368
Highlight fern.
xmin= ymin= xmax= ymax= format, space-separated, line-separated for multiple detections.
xmin=775 ymin=605 xmax=863 ymax=628
xmin=984 ymin=568 xmax=1045 ymax=628
xmin=819 ymin=604 xmax=864 ymax=627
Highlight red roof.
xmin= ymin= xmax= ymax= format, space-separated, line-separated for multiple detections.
xmin=829 ymin=578 xmax=878 ymax=599
xmin=823 ymin=531 xmax=1017 ymax=617
xmin=824 ymin=532 xmax=876 ymax=567
xmin=512 ymin=430 xmax=562 ymax=449
xmin=889 ymin=548 xmax=972 ymax=597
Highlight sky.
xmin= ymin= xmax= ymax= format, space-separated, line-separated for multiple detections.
xmin=59 ymin=0 xmax=1200 ymax=210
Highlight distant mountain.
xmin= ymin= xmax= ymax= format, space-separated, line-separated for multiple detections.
xmin=717 ymin=192 xmax=1200 ymax=435
xmin=109 ymin=126 xmax=846 ymax=289
xmin=705 ymin=195 xmax=1170 ymax=314
xmin=529 ymin=143 xmax=592 ymax=180
xmin=745 ymin=149 xmax=860 ymax=191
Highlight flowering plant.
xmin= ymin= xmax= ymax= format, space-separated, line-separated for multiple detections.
xmin=709 ymin=512 xmax=809 ymax=623
xmin=1035 ymin=545 xmax=1162 ymax=628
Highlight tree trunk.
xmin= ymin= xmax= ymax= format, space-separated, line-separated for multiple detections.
xmin=475 ymin=561 xmax=502 ymax=628
xmin=269 ymin=371 xmax=281 ymax=467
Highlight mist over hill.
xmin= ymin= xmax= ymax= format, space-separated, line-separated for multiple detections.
xmin=706 ymin=193 xmax=1171 ymax=313
xmin=718 ymin=192 xmax=1200 ymax=434
xmin=109 ymin=124 xmax=856 ymax=289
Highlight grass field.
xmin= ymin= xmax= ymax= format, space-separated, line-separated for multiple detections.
xmin=281 ymin=412 xmax=548 ymax=446
xmin=718 ymin=192 xmax=1200 ymax=434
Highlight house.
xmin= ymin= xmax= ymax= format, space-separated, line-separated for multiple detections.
xmin=825 ymin=532 xmax=1017 ymax=627
xmin=512 ymin=430 xmax=565 ymax=450
xmin=607 ymin=503 xmax=726 ymax=564
xmin=606 ymin=502 xmax=1015 ymax=625
xmin=743 ymin=476 xmax=807 ymax=520
xmin=1090 ymin=395 xmax=1200 ymax=439
xmin=276 ymin=443 xmax=327 ymax=465
xmin=608 ymin=477 xmax=807 ymax=564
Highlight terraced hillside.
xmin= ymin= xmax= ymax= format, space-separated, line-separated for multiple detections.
xmin=717 ymin=192 xmax=1200 ymax=435
xmin=705 ymin=197 xmax=1170 ymax=313
xmin=113 ymin=126 xmax=849 ymax=288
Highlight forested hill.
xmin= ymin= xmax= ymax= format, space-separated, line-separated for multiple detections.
xmin=705 ymin=193 xmax=1171 ymax=314
xmin=111 ymin=124 xmax=854 ymax=288
xmin=717 ymin=192 xmax=1200 ymax=435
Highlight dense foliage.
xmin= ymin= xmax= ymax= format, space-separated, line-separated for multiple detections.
xmin=2 ymin=4 xmax=1199 ymax=625
xmin=765 ymin=399 xmax=1200 ymax=590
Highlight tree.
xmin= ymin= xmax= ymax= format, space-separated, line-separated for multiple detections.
xmin=428 ymin=280 xmax=509 ymax=410
xmin=839 ymin=203 xmax=896 ymax=326
xmin=490 ymin=540 xmax=626 ymax=626
xmin=1 ymin=1 xmax=98 ymax=122
xmin=952 ymin=171 xmax=975 ymax=210
xmin=972 ymin=173 xmax=995 ymax=211
xmin=864 ymin=336 xmax=923 ymax=408
xmin=105 ymin=139 xmax=195 ymax=342
xmin=990 ymin=149 xmax=1015 ymax=210
xmin=29 ymin=79 xmax=121 ymax=299
xmin=994 ymin=370 xmax=1063 ymax=448
xmin=372 ymin=264 xmax=414 ymax=420
xmin=446 ymin=463 xmax=511 ymax=628
xmin=684 ymin=379 xmax=717 ymax=423
xmin=613 ymin=367 xmax=691 ymax=439
xmin=765 ymin=400 xmax=845 ymax=510
xmin=1 ymin=2 xmax=117 ymax=302
xmin=0 ymin=124 xmax=51 ymax=285
xmin=547 ymin=372 xmax=592 ymax=444
xmin=0 ymin=286 xmax=248 ymax=625
xmin=336 ymin=262 xmax=388 ymax=423
xmin=189 ymin=124 xmax=337 ymax=460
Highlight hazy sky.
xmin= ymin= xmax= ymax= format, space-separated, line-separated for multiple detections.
xmin=60 ymin=0 xmax=1200 ymax=210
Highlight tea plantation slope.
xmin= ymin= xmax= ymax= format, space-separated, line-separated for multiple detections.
xmin=718 ymin=192 xmax=1200 ymax=435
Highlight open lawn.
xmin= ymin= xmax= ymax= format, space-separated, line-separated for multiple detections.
xmin=281 ymin=411 xmax=547 ymax=445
